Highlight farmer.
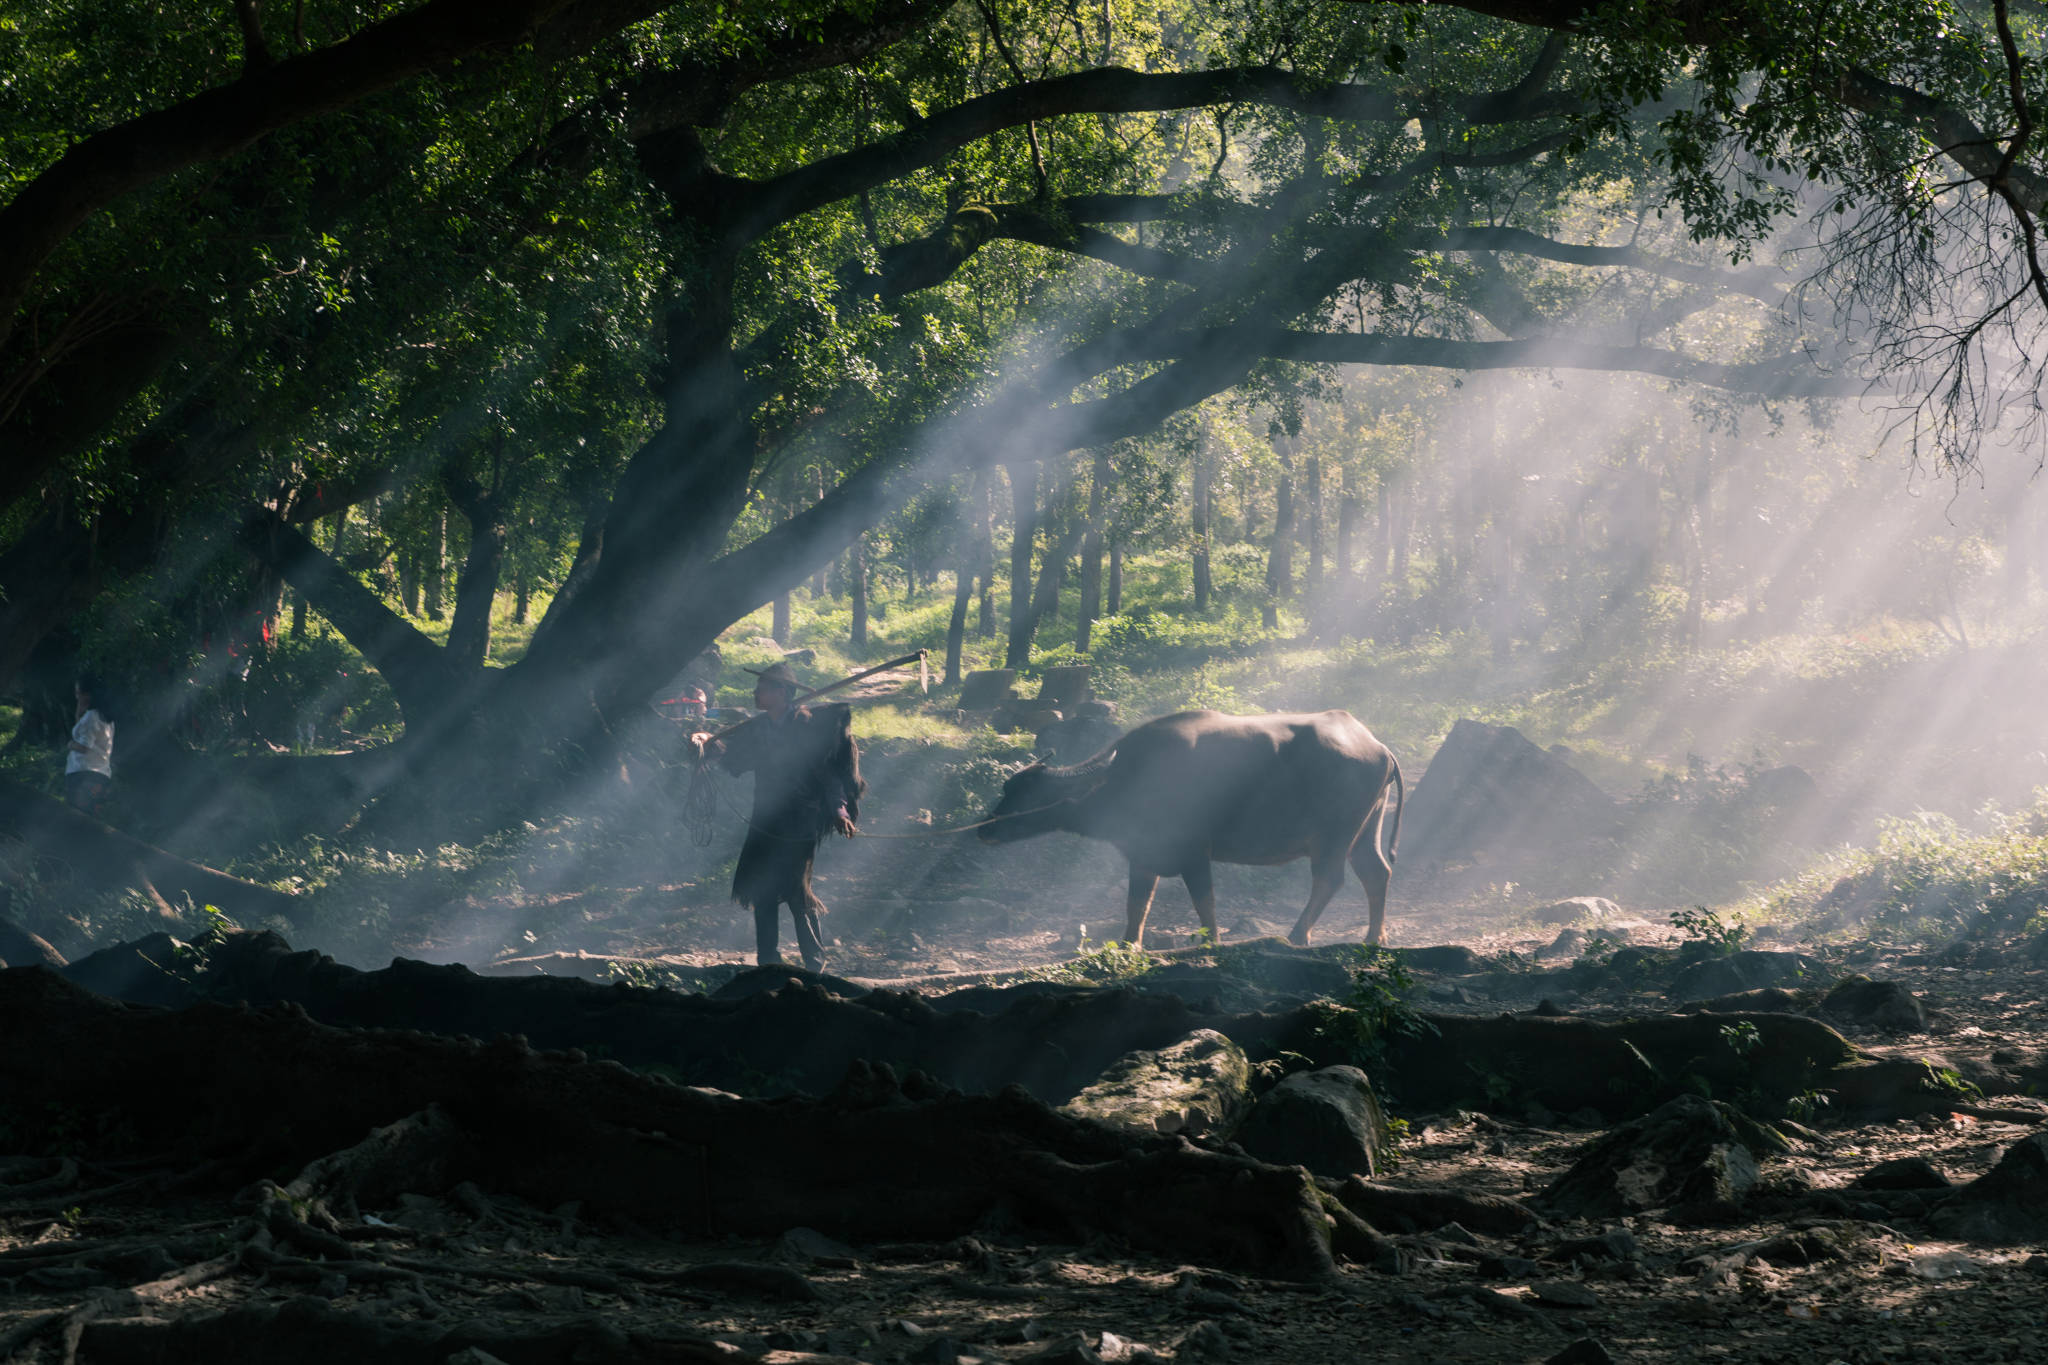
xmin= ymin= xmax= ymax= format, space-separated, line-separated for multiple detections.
xmin=65 ymin=675 xmax=115 ymax=818
xmin=692 ymin=662 xmax=862 ymax=972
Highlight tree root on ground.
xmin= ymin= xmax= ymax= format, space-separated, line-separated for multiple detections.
xmin=0 ymin=779 xmax=298 ymax=926
xmin=0 ymin=969 xmax=1375 ymax=1283
xmin=1386 ymin=1008 xmax=1968 ymax=1120
xmin=84 ymin=929 xmax=1334 ymax=1103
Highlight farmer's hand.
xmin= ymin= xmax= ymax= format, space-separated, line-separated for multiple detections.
xmin=833 ymin=807 xmax=856 ymax=837
xmin=689 ymin=732 xmax=712 ymax=759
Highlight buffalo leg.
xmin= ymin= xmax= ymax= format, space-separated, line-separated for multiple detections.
xmin=1122 ymin=866 xmax=1160 ymax=948
xmin=1182 ymin=861 xmax=1218 ymax=944
xmin=1350 ymin=817 xmax=1393 ymax=946
xmin=1287 ymin=849 xmax=1347 ymax=947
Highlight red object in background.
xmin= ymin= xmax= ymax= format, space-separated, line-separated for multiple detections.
xmin=658 ymin=686 xmax=708 ymax=721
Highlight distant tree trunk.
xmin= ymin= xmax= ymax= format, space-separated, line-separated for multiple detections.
xmin=1336 ymin=463 xmax=1358 ymax=590
xmin=290 ymin=590 xmax=307 ymax=639
xmin=1107 ymin=540 xmax=1122 ymax=616
xmin=944 ymin=565 xmax=972 ymax=685
xmin=974 ymin=473 xmax=996 ymax=638
xmin=1192 ymin=444 xmax=1212 ymax=611
xmin=849 ymin=538 xmax=868 ymax=651
xmin=1305 ymin=453 xmax=1324 ymax=608
xmin=1005 ymin=462 xmax=1038 ymax=669
xmin=1391 ymin=482 xmax=1409 ymax=586
xmin=812 ymin=467 xmax=829 ymax=598
xmin=1374 ymin=479 xmax=1391 ymax=586
xmin=771 ymin=591 xmax=790 ymax=644
xmin=1076 ymin=449 xmax=1107 ymax=653
xmin=399 ymin=552 xmax=420 ymax=617
xmin=1263 ymin=440 xmax=1294 ymax=630
xmin=513 ymin=571 xmax=530 ymax=626
xmin=424 ymin=510 xmax=446 ymax=621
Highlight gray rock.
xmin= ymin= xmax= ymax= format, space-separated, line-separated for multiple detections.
xmin=1675 ymin=986 xmax=1818 ymax=1015
xmin=1931 ymin=1133 xmax=2048 ymax=1243
xmin=1235 ymin=1065 xmax=1389 ymax=1179
xmin=1550 ymin=1231 xmax=1638 ymax=1262
xmin=1544 ymin=1094 xmax=1762 ymax=1220
xmin=1399 ymin=719 xmax=1623 ymax=866
xmin=1404 ymin=944 xmax=1489 ymax=974
xmin=1478 ymin=1255 xmax=1541 ymax=1279
xmin=1850 ymin=1157 xmax=1951 ymax=1191
xmin=1063 ymin=1029 xmax=1251 ymax=1137
xmin=1668 ymin=950 xmax=1822 ymax=1001
xmin=780 ymin=1226 xmax=858 ymax=1263
xmin=1020 ymin=1334 xmax=1105 ymax=1365
xmin=958 ymin=670 xmax=1018 ymax=710
xmin=1536 ymin=927 xmax=1588 ymax=960
xmin=1530 ymin=1281 xmax=1603 ymax=1308
xmin=1821 ymin=975 xmax=1927 ymax=1032
xmin=1533 ymin=897 xmax=1622 ymax=926
xmin=1544 ymin=1341 xmax=1617 ymax=1365
xmin=1239 ymin=952 xmax=1353 ymax=1000
xmin=0 ymin=915 xmax=66 ymax=969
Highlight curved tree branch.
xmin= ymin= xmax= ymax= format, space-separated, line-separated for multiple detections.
xmin=0 ymin=0 xmax=672 ymax=357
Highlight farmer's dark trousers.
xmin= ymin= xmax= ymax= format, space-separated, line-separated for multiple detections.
xmin=753 ymin=898 xmax=825 ymax=969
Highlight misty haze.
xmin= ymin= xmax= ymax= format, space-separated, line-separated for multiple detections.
xmin=3 ymin=2 xmax=2048 ymax=1363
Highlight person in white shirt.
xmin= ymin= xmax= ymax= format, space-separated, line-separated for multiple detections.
xmin=65 ymin=675 xmax=114 ymax=818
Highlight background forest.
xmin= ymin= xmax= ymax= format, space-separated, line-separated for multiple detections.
xmin=3 ymin=0 xmax=2048 ymax=972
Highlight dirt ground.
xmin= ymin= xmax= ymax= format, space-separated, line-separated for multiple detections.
xmin=7 ymin=870 xmax=2046 ymax=1365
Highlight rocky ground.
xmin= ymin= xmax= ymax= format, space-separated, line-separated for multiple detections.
xmin=6 ymin=845 xmax=2047 ymax=1365
xmin=4 ymin=908 xmax=2048 ymax=1365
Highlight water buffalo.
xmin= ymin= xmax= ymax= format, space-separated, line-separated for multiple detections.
xmin=979 ymin=709 xmax=1404 ymax=948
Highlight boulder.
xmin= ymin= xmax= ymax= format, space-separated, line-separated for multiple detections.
xmin=1675 ymin=987 xmax=1818 ymax=1015
xmin=1234 ymin=1065 xmax=1389 ymax=1179
xmin=1533 ymin=897 xmax=1621 ymax=926
xmin=59 ymin=933 xmax=193 ymax=1007
xmin=1931 ymin=1133 xmax=2048 ymax=1243
xmin=1071 ymin=700 xmax=1118 ymax=719
xmin=1237 ymin=952 xmax=1353 ymax=1001
xmin=1821 ymin=975 xmax=1927 ymax=1032
xmin=1399 ymin=719 xmax=1621 ymax=866
xmin=1850 ymin=1157 xmax=1951 ymax=1192
xmin=1536 ymin=928 xmax=1587 ymax=961
xmin=1061 ymin=1029 xmax=1251 ymax=1137
xmin=958 ymin=670 xmax=1019 ymax=710
xmin=1035 ymin=665 xmax=1094 ymax=708
xmin=1667 ymin=950 xmax=1822 ymax=1001
xmin=1543 ymin=1094 xmax=1762 ymax=1220
xmin=780 ymin=1226 xmax=858 ymax=1263
xmin=1403 ymin=944 xmax=1488 ymax=974
xmin=0 ymin=915 xmax=66 ymax=970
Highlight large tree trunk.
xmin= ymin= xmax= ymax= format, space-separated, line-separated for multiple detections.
xmin=943 ymin=552 xmax=972 ymax=686
xmin=444 ymin=474 xmax=509 ymax=671
xmin=1192 ymin=445 xmax=1212 ymax=611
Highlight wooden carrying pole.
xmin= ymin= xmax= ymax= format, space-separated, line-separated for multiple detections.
xmin=691 ymin=650 xmax=928 ymax=745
